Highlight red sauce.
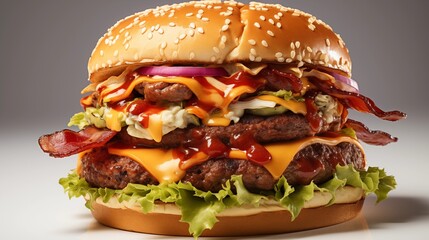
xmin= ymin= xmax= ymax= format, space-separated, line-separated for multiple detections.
xmin=219 ymin=71 xmax=266 ymax=89
xmin=293 ymin=157 xmax=324 ymax=185
xmin=304 ymin=91 xmax=324 ymax=133
xmin=173 ymin=130 xmax=272 ymax=168
xmin=108 ymin=100 xmax=129 ymax=112
xmin=126 ymin=99 xmax=165 ymax=128
xmin=230 ymin=131 xmax=271 ymax=164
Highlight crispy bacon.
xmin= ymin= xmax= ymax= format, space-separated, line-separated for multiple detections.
xmin=345 ymin=119 xmax=398 ymax=146
xmin=259 ymin=68 xmax=303 ymax=93
xmin=38 ymin=127 xmax=117 ymax=158
xmin=309 ymin=77 xmax=406 ymax=121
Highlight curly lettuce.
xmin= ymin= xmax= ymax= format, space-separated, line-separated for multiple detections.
xmin=60 ymin=165 xmax=395 ymax=238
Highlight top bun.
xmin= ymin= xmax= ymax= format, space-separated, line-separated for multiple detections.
xmin=88 ymin=1 xmax=351 ymax=82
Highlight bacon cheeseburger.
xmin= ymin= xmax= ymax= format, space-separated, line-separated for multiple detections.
xmin=39 ymin=1 xmax=406 ymax=238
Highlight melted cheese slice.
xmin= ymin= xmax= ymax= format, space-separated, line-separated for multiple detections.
xmin=108 ymin=148 xmax=185 ymax=183
xmin=103 ymin=136 xmax=363 ymax=183
xmin=256 ymin=95 xmax=307 ymax=115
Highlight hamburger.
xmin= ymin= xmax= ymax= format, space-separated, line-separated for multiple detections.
xmin=38 ymin=1 xmax=406 ymax=238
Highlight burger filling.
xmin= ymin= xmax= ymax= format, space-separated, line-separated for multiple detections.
xmin=39 ymin=63 xmax=404 ymax=238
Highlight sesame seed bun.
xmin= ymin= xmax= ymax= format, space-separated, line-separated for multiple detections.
xmin=88 ymin=1 xmax=351 ymax=83
xmin=90 ymin=186 xmax=364 ymax=237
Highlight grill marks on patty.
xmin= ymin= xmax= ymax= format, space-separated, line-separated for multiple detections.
xmin=80 ymin=142 xmax=364 ymax=192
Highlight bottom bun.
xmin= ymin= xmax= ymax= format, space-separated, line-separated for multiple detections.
xmin=90 ymin=189 xmax=364 ymax=237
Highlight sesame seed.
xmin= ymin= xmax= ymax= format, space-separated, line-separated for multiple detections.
xmin=267 ymin=30 xmax=275 ymax=37
xmin=224 ymin=11 xmax=233 ymax=16
xmin=275 ymin=52 xmax=283 ymax=58
xmin=297 ymin=61 xmax=304 ymax=67
xmin=161 ymin=42 xmax=167 ymax=49
xmin=189 ymin=22 xmax=196 ymax=29
xmin=148 ymin=32 xmax=153 ymax=39
xmin=197 ymin=27 xmax=204 ymax=34
xmin=290 ymin=42 xmax=295 ymax=49
xmin=290 ymin=50 xmax=296 ymax=58
xmin=221 ymin=24 xmax=229 ymax=31
xmin=196 ymin=13 xmax=203 ymax=19
xmin=154 ymin=24 xmax=160 ymax=31
xmin=295 ymin=41 xmax=301 ymax=48
xmin=141 ymin=27 xmax=147 ymax=34
xmin=261 ymin=40 xmax=268 ymax=47
xmin=174 ymin=38 xmax=179 ymax=44
xmin=169 ymin=22 xmax=176 ymax=27
xmin=274 ymin=14 xmax=280 ymax=20
xmin=125 ymin=43 xmax=130 ymax=50
xmin=225 ymin=19 xmax=231 ymax=25
xmin=308 ymin=24 xmax=316 ymax=31
xmin=249 ymin=53 xmax=256 ymax=61
xmin=190 ymin=52 xmax=195 ymax=60
xmin=158 ymin=28 xmax=164 ymax=34
xmin=277 ymin=57 xmax=285 ymax=62
xmin=306 ymin=46 xmax=313 ymax=53
xmin=133 ymin=53 xmax=139 ymax=60
xmin=297 ymin=54 xmax=302 ymax=61
xmin=325 ymin=38 xmax=331 ymax=47
xmin=268 ymin=18 xmax=274 ymax=25
xmin=213 ymin=47 xmax=220 ymax=53
xmin=198 ymin=9 xmax=204 ymax=14
xmin=113 ymin=50 xmax=119 ymax=57
xmin=179 ymin=33 xmax=186 ymax=40
xmin=221 ymin=35 xmax=227 ymax=43
xmin=139 ymin=20 xmax=146 ymax=26
xmin=276 ymin=22 xmax=282 ymax=29
xmin=214 ymin=6 xmax=222 ymax=9
xmin=259 ymin=15 xmax=266 ymax=21
xmin=248 ymin=39 xmax=256 ymax=45
xmin=254 ymin=22 xmax=261 ymax=28
xmin=202 ymin=17 xmax=209 ymax=22
xmin=100 ymin=50 xmax=104 ymax=56
xmin=286 ymin=58 xmax=293 ymax=63
xmin=186 ymin=12 xmax=193 ymax=17
xmin=188 ymin=29 xmax=195 ymax=36
xmin=211 ymin=56 xmax=216 ymax=62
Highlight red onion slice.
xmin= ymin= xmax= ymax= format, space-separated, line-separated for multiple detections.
xmin=137 ymin=66 xmax=229 ymax=77
xmin=329 ymin=72 xmax=359 ymax=93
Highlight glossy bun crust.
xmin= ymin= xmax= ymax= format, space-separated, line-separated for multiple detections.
xmin=91 ymin=200 xmax=364 ymax=237
xmin=88 ymin=1 xmax=351 ymax=82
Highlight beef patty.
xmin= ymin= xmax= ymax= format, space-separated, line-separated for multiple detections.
xmin=115 ymin=112 xmax=341 ymax=149
xmin=80 ymin=142 xmax=364 ymax=192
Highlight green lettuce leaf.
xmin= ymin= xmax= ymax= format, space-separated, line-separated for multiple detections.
xmin=60 ymin=164 xmax=395 ymax=238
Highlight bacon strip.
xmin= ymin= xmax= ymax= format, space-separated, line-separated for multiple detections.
xmin=309 ymin=78 xmax=406 ymax=121
xmin=38 ymin=127 xmax=117 ymax=158
xmin=345 ymin=119 xmax=398 ymax=146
